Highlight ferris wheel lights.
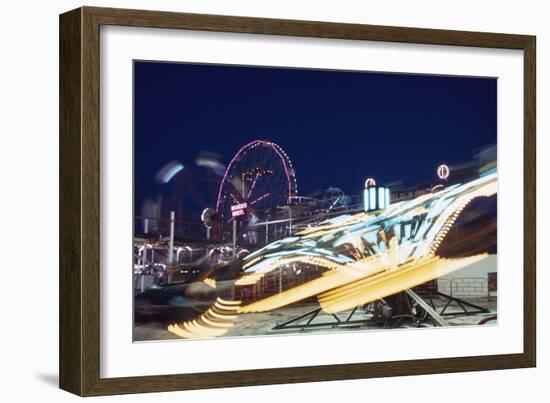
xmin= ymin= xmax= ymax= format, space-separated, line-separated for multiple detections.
xmin=217 ymin=140 xmax=297 ymax=228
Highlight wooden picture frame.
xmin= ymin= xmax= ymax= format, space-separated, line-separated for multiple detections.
xmin=59 ymin=6 xmax=536 ymax=396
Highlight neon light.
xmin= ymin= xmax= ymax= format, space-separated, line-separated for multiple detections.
xmin=250 ymin=192 xmax=270 ymax=205
xmin=231 ymin=202 xmax=248 ymax=212
xmin=215 ymin=140 xmax=296 ymax=212
xmin=365 ymin=178 xmax=376 ymax=187
xmin=437 ymin=164 xmax=450 ymax=180
xmin=247 ymin=173 xmax=260 ymax=198
xmin=231 ymin=209 xmax=245 ymax=217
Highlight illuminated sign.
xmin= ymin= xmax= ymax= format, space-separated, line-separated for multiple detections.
xmin=437 ymin=164 xmax=450 ymax=180
xmin=365 ymin=178 xmax=376 ymax=187
xmin=231 ymin=202 xmax=247 ymax=217
xmin=232 ymin=209 xmax=245 ymax=217
xmin=364 ymin=183 xmax=390 ymax=212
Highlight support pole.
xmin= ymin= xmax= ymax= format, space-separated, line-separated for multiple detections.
xmin=279 ymin=266 xmax=283 ymax=294
xmin=140 ymin=243 xmax=147 ymax=293
xmin=168 ymin=211 xmax=175 ymax=264
xmin=405 ymin=289 xmax=449 ymax=327
xmin=288 ymin=204 xmax=292 ymax=236
xmin=232 ymin=220 xmax=237 ymax=256
xmin=144 ymin=218 xmax=149 ymax=234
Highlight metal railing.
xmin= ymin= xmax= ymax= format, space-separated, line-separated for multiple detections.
xmin=437 ymin=277 xmax=492 ymax=300
xmin=135 ymin=215 xmax=208 ymax=241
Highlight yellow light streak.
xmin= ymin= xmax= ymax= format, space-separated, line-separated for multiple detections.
xmin=237 ymin=255 xmax=346 ymax=287
xmin=319 ymin=254 xmax=488 ymax=313
xmin=238 ymin=255 xmax=388 ymax=313
xmin=168 ymin=174 xmax=497 ymax=339
xmin=167 ymin=298 xmax=241 ymax=339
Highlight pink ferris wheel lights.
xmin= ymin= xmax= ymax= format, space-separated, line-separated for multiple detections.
xmin=216 ymin=140 xmax=298 ymax=228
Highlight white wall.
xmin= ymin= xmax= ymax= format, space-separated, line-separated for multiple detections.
xmin=440 ymin=255 xmax=497 ymax=279
xmin=0 ymin=1 xmax=546 ymax=402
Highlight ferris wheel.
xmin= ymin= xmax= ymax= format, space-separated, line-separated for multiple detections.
xmin=216 ymin=140 xmax=298 ymax=239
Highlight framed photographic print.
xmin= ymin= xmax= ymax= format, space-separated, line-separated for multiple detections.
xmin=59 ymin=6 xmax=536 ymax=396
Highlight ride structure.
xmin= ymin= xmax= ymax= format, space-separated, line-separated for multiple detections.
xmin=167 ymin=170 xmax=497 ymax=339
xmin=216 ymin=140 xmax=298 ymax=244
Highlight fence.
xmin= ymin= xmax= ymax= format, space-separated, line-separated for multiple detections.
xmin=437 ymin=277 xmax=493 ymax=300
xmin=135 ymin=215 xmax=209 ymax=240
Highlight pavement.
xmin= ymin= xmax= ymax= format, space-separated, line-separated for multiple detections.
xmin=134 ymin=297 xmax=497 ymax=341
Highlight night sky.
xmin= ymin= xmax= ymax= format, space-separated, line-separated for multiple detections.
xmin=134 ymin=61 xmax=496 ymax=215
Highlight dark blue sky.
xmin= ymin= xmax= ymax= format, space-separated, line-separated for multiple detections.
xmin=134 ymin=61 xmax=496 ymax=211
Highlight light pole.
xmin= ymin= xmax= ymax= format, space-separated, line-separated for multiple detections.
xmin=168 ymin=211 xmax=175 ymax=264
xmin=232 ymin=220 xmax=237 ymax=256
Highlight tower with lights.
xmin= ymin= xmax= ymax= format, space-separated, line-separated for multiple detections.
xmin=363 ymin=178 xmax=391 ymax=212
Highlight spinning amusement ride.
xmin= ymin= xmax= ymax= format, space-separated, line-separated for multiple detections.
xmin=164 ymin=141 xmax=497 ymax=339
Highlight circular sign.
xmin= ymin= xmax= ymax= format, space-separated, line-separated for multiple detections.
xmin=364 ymin=177 xmax=376 ymax=187
xmin=437 ymin=164 xmax=450 ymax=180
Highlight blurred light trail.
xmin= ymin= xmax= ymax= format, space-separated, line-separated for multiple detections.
xmin=167 ymin=298 xmax=241 ymax=339
xmin=154 ymin=160 xmax=184 ymax=183
xmin=168 ymin=173 xmax=496 ymax=338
